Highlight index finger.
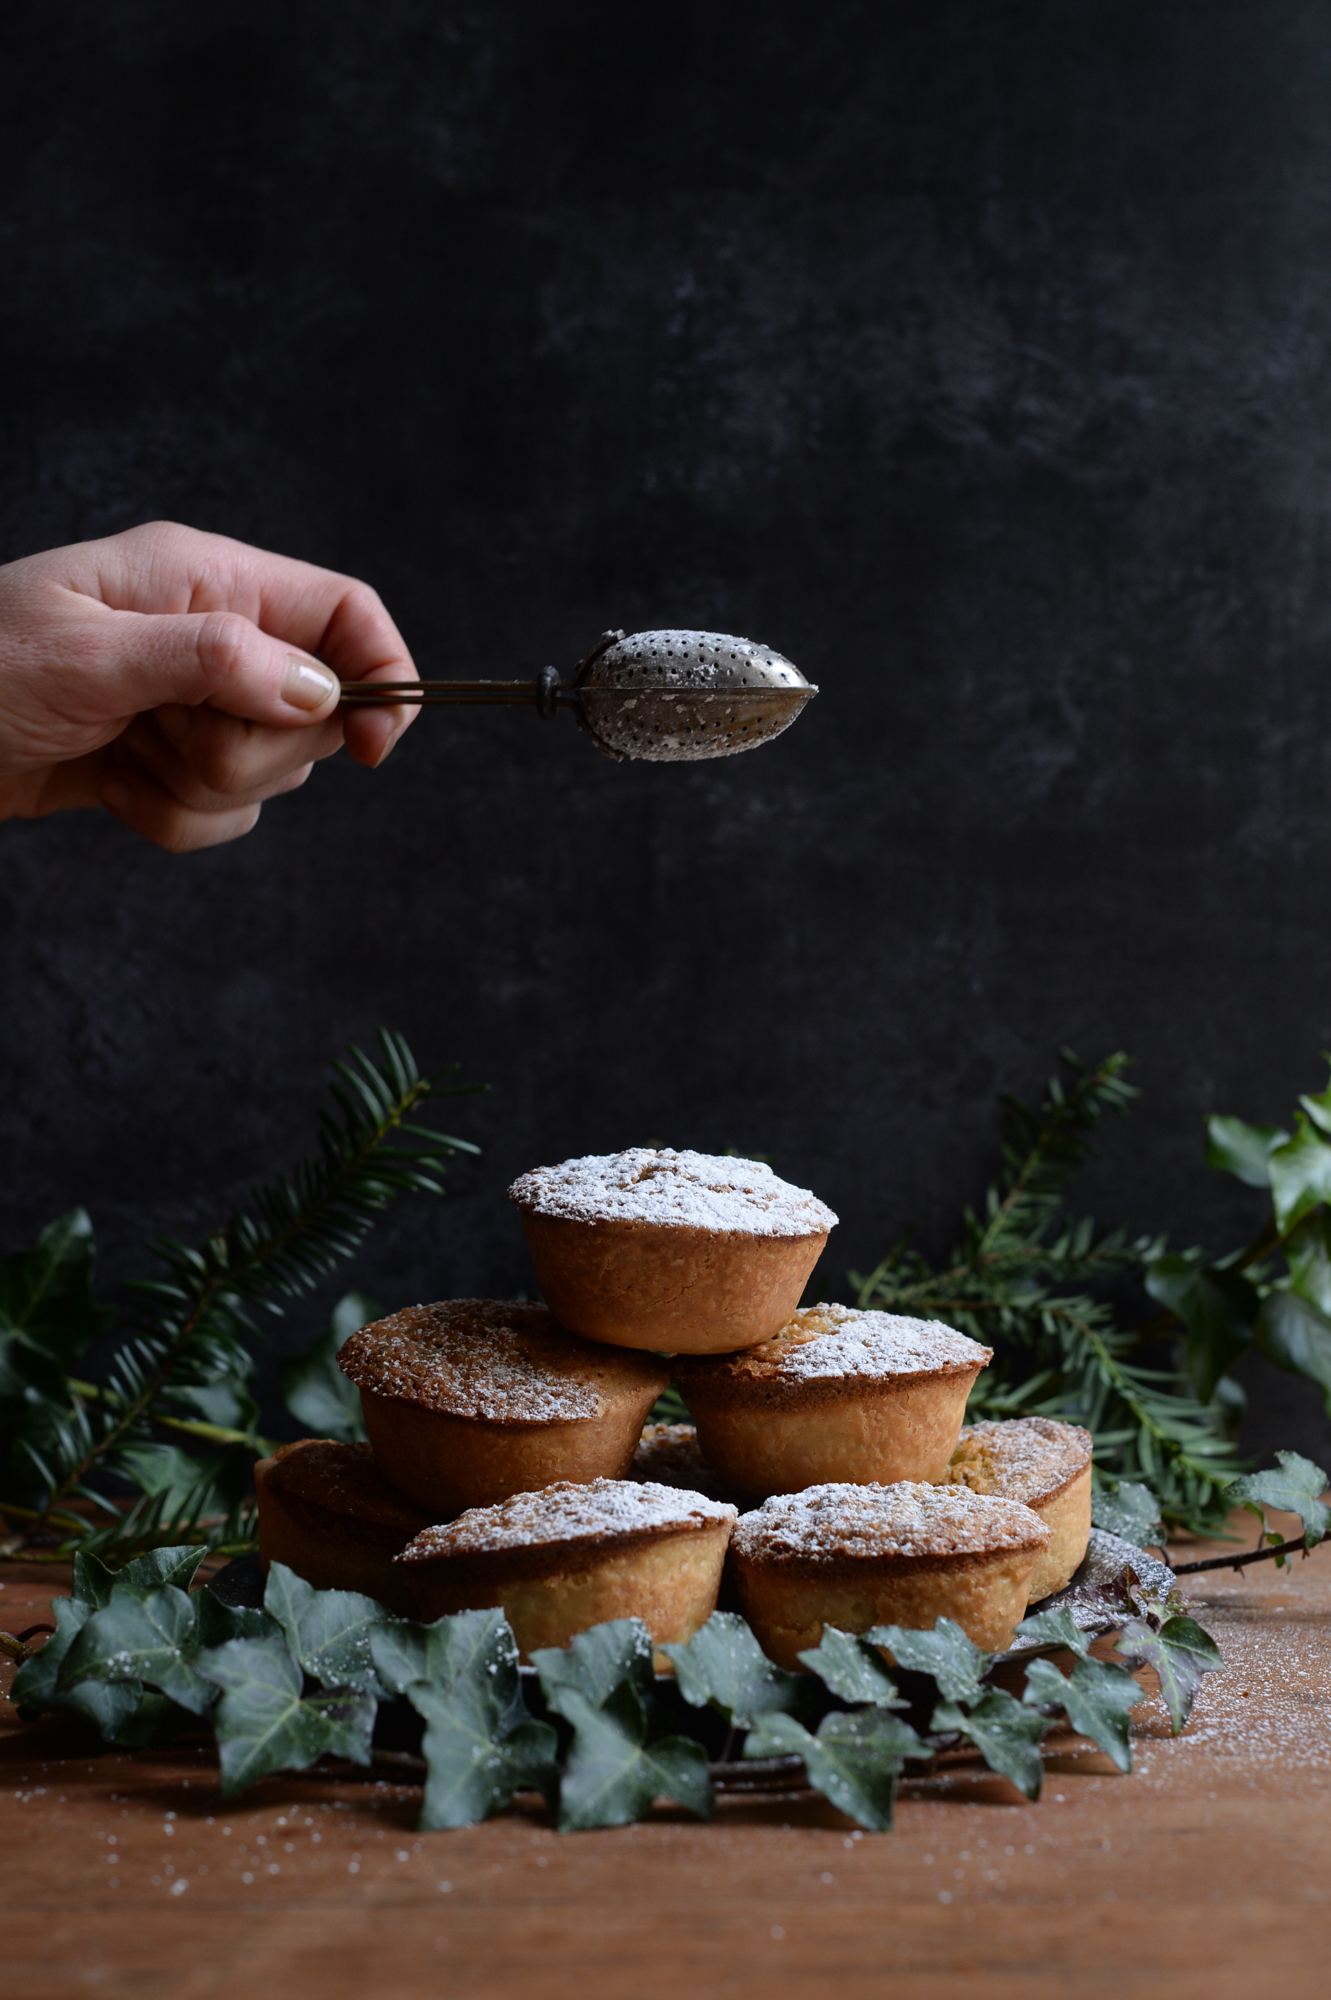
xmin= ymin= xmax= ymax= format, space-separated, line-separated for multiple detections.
xmin=53 ymin=520 xmax=417 ymax=687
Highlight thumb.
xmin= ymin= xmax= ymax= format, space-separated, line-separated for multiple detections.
xmin=82 ymin=602 xmax=341 ymax=727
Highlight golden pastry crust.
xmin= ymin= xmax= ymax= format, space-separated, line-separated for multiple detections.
xmin=730 ymin=1481 xmax=1049 ymax=1668
xmin=508 ymin=1150 xmax=835 ymax=1354
xmin=254 ymin=1439 xmax=435 ymax=1617
xmin=397 ymin=1478 xmax=737 ymax=1662
xmin=337 ymin=1299 xmax=668 ymax=1515
xmin=943 ymin=1417 xmax=1093 ymax=1598
xmin=674 ymin=1306 xmax=992 ymax=1497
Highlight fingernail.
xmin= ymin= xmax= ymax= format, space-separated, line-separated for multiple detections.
xmin=99 ymin=776 xmax=133 ymax=816
xmin=282 ymin=653 xmax=339 ymax=711
xmin=372 ymin=717 xmax=404 ymax=768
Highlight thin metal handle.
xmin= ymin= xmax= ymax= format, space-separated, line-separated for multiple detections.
xmin=338 ymin=633 xmax=625 ymax=710
xmin=338 ymin=678 xmax=548 ymax=705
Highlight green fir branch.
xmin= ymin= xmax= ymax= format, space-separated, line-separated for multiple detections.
xmin=850 ymin=1052 xmax=1246 ymax=1532
xmin=0 ymin=1030 xmax=477 ymax=1561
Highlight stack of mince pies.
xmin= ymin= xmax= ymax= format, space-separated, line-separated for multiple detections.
xmin=255 ymin=1146 xmax=1095 ymax=1666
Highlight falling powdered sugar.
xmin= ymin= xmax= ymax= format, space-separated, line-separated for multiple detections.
xmin=398 ymin=1478 xmax=737 ymax=1563
xmin=508 ymin=1148 xmax=837 ymax=1238
xmin=732 ymin=1481 xmax=1048 ymax=1563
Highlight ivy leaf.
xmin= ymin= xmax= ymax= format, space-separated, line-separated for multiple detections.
xmin=1022 ymin=1654 xmax=1143 ymax=1772
xmin=1090 ymin=1482 xmax=1164 ymax=1551
xmin=1254 ymin=1294 xmax=1331 ymax=1412
xmin=1267 ymin=1116 xmax=1331 ymax=1234
xmin=1299 ymin=1069 xmax=1331 ymax=1137
xmin=195 ymin=1590 xmax=279 ymax=1649
xmin=1283 ymin=1210 xmax=1331 ymax=1317
xmin=0 ymin=1209 xmax=116 ymax=1362
xmin=413 ymin=1683 xmax=559 ymax=1831
xmin=932 ymin=1688 xmax=1048 ymax=1799
xmin=1204 ymin=1117 xmax=1289 ymax=1189
xmin=662 ymin=1611 xmax=808 ymax=1726
xmin=385 ymin=1613 xmax=558 ymax=1831
xmin=1114 ymin=1615 xmax=1223 ymax=1733
xmin=58 ymin=1583 xmax=215 ymax=1715
xmin=0 ymin=1329 xmax=68 ymax=1425
xmin=10 ymin=1597 xmax=85 ymax=1709
xmin=52 ymin=1667 xmax=145 ymax=1737
xmin=109 ymin=1544 xmax=209 ymax=1598
xmin=279 ymin=1292 xmax=376 ymax=1445
xmin=11 ymin=1594 xmax=141 ymax=1736
xmin=867 ymin=1618 xmax=988 ymax=1702
xmin=196 ymin=1636 xmax=376 ymax=1795
xmin=371 ymin=1607 xmax=539 ymax=1734
xmin=372 ymin=1611 xmax=557 ymax=1827
xmin=1011 ymin=1605 xmax=1092 ymax=1658
xmin=1143 ymin=1257 xmax=1258 ymax=1402
xmin=367 ymin=1621 xmax=438 ymax=1695
xmin=551 ymin=1684 xmax=713 ymax=1831
xmin=1227 ymin=1450 xmax=1331 ymax=1548
xmin=263 ymin=1561 xmax=395 ymax=1692
xmin=745 ymin=1708 xmax=923 ymax=1833
xmin=70 ymin=1551 xmax=116 ymax=1615
xmin=797 ymin=1626 xmax=905 ymax=1707
xmin=533 ymin=1617 xmax=655 ymax=1715
xmin=534 ymin=1619 xmax=711 ymax=1831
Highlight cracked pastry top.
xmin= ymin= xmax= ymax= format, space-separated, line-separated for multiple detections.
xmin=944 ymin=1416 xmax=1092 ymax=1508
xmin=941 ymin=1415 xmax=1094 ymax=1601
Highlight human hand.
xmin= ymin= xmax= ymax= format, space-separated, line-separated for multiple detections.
xmin=0 ymin=520 xmax=418 ymax=851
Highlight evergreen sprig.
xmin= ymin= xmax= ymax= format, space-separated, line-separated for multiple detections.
xmin=0 ymin=1031 xmax=476 ymax=1561
xmin=849 ymin=1052 xmax=1248 ymax=1532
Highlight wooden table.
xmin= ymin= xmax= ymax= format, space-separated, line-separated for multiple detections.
xmin=3 ymin=1513 xmax=1329 ymax=1999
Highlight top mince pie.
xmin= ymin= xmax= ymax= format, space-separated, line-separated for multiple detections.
xmin=508 ymin=1148 xmax=838 ymax=1354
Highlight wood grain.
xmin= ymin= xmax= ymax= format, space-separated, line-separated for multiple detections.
xmin=2 ymin=1514 xmax=1328 ymax=2000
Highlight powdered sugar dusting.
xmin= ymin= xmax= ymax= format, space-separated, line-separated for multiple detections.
xmin=732 ymin=1481 xmax=1049 ymax=1562
xmin=945 ymin=1416 xmax=1092 ymax=1505
xmin=681 ymin=1304 xmax=989 ymax=1388
xmin=508 ymin=1148 xmax=837 ymax=1238
xmin=398 ymin=1477 xmax=737 ymax=1562
xmin=337 ymin=1299 xmax=663 ymax=1424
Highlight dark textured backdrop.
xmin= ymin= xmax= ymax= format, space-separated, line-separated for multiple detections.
xmin=3 ymin=1 xmax=1330 ymax=1461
